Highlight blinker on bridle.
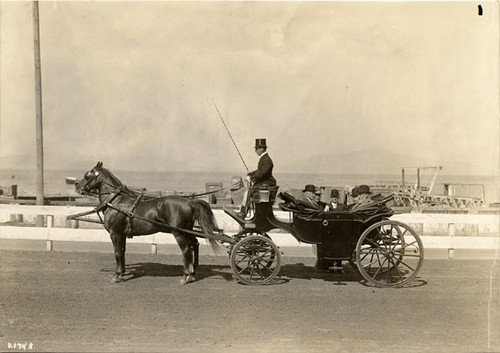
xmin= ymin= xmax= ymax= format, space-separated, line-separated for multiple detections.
xmin=80 ymin=169 xmax=101 ymax=194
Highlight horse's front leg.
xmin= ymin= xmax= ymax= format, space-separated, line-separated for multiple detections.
xmin=110 ymin=232 xmax=127 ymax=283
xmin=174 ymin=233 xmax=196 ymax=285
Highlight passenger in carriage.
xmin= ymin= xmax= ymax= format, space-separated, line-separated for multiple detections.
xmin=350 ymin=184 xmax=374 ymax=211
xmin=320 ymin=190 xmax=347 ymax=271
xmin=350 ymin=187 xmax=360 ymax=204
xmin=323 ymin=189 xmax=347 ymax=212
xmin=300 ymin=184 xmax=323 ymax=210
xmin=236 ymin=138 xmax=277 ymax=219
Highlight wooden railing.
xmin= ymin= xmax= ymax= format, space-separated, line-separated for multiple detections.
xmin=0 ymin=204 xmax=498 ymax=257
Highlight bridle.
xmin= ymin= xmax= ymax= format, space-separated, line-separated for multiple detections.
xmin=79 ymin=167 xmax=138 ymax=200
xmin=78 ymin=168 xmax=103 ymax=196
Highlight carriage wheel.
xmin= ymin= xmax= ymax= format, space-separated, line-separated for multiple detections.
xmin=355 ymin=220 xmax=424 ymax=287
xmin=230 ymin=231 xmax=276 ymax=268
xmin=230 ymin=235 xmax=281 ymax=285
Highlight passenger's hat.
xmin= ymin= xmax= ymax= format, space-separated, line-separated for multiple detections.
xmin=357 ymin=184 xmax=372 ymax=194
xmin=330 ymin=189 xmax=340 ymax=197
xmin=351 ymin=187 xmax=359 ymax=197
xmin=303 ymin=184 xmax=316 ymax=193
xmin=254 ymin=138 xmax=267 ymax=148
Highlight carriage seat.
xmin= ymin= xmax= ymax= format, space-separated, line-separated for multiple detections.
xmin=278 ymin=192 xmax=322 ymax=215
xmin=250 ymin=185 xmax=279 ymax=204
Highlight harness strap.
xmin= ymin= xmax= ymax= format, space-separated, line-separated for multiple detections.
xmin=127 ymin=192 xmax=143 ymax=237
xmin=129 ymin=192 xmax=143 ymax=217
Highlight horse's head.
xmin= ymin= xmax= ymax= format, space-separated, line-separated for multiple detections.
xmin=75 ymin=161 xmax=105 ymax=195
xmin=75 ymin=161 xmax=124 ymax=196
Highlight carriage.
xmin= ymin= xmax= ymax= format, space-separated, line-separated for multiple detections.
xmin=223 ymin=186 xmax=424 ymax=287
xmin=70 ymin=163 xmax=424 ymax=288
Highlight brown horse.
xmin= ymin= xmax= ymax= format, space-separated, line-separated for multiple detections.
xmin=75 ymin=162 xmax=221 ymax=284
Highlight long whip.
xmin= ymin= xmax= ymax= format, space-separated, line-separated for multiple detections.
xmin=210 ymin=99 xmax=249 ymax=173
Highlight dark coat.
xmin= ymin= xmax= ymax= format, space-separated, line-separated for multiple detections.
xmin=325 ymin=202 xmax=348 ymax=212
xmin=299 ymin=195 xmax=321 ymax=210
xmin=248 ymin=153 xmax=276 ymax=187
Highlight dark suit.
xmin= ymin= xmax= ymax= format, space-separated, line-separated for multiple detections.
xmin=299 ymin=195 xmax=322 ymax=210
xmin=248 ymin=152 xmax=276 ymax=187
xmin=325 ymin=202 xmax=348 ymax=212
xmin=350 ymin=198 xmax=374 ymax=211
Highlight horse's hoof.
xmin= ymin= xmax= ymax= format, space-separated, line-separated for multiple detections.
xmin=112 ymin=276 xmax=122 ymax=283
xmin=180 ymin=274 xmax=196 ymax=285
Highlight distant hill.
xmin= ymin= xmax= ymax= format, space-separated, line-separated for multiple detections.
xmin=278 ymin=149 xmax=496 ymax=176
xmin=0 ymin=149 xmax=496 ymax=175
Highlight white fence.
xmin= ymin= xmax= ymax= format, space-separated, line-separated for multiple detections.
xmin=0 ymin=204 xmax=499 ymax=256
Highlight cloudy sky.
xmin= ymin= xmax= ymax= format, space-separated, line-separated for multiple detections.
xmin=0 ymin=1 xmax=498 ymax=175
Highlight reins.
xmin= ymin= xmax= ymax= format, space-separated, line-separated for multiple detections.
xmin=68 ymin=167 xmax=225 ymax=230
xmin=67 ymin=185 xmax=127 ymax=226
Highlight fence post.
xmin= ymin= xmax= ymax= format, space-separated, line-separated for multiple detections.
xmin=448 ymin=222 xmax=455 ymax=259
xmin=46 ymin=215 xmax=53 ymax=251
xmin=151 ymin=243 xmax=158 ymax=255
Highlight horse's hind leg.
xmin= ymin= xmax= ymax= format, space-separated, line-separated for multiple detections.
xmin=193 ymin=238 xmax=199 ymax=270
xmin=110 ymin=232 xmax=126 ymax=283
xmin=174 ymin=233 xmax=197 ymax=285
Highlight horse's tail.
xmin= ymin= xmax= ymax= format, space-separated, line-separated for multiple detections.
xmin=191 ymin=199 xmax=223 ymax=254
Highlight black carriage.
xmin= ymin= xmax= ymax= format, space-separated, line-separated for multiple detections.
xmin=223 ymin=186 xmax=424 ymax=287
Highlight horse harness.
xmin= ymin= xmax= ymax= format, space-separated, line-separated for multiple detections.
xmin=68 ymin=185 xmax=143 ymax=236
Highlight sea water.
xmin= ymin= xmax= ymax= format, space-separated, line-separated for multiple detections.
xmin=0 ymin=168 xmax=498 ymax=203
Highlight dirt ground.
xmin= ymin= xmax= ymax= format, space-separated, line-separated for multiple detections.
xmin=0 ymin=249 xmax=499 ymax=353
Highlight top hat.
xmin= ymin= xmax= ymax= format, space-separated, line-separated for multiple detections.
xmin=303 ymin=184 xmax=316 ymax=193
xmin=330 ymin=189 xmax=340 ymax=197
xmin=357 ymin=184 xmax=372 ymax=195
xmin=254 ymin=138 xmax=267 ymax=149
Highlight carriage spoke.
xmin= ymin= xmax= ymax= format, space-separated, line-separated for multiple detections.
xmin=381 ymin=227 xmax=393 ymax=251
xmin=230 ymin=235 xmax=281 ymax=285
xmin=385 ymin=257 xmax=391 ymax=283
xmin=363 ymin=248 xmax=384 ymax=273
xmin=395 ymin=258 xmax=417 ymax=272
xmin=371 ymin=257 xmax=388 ymax=279
xmin=234 ymin=258 xmax=251 ymax=267
xmin=361 ymin=250 xmax=385 ymax=268
xmin=389 ymin=233 xmax=404 ymax=251
xmin=234 ymin=252 xmax=251 ymax=259
xmin=256 ymin=260 xmax=273 ymax=273
xmin=248 ymin=263 xmax=257 ymax=280
xmin=393 ymin=253 xmax=421 ymax=258
xmin=364 ymin=236 xmax=384 ymax=250
xmin=388 ymin=257 xmax=405 ymax=282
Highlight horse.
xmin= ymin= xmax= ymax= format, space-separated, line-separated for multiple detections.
xmin=75 ymin=161 xmax=222 ymax=284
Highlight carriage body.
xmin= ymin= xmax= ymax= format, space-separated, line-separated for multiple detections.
xmin=228 ymin=187 xmax=424 ymax=287
xmin=293 ymin=211 xmax=373 ymax=259
xmin=293 ymin=211 xmax=392 ymax=261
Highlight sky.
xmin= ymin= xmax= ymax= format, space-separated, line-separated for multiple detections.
xmin=0 ymin=1 xmax=498 ymax=175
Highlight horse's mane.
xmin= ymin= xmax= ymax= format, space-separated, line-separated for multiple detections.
xmin=101 ymin=167 xmax=124 ymax=187
xmin=100 ymin=167 xmax=143 ymax=198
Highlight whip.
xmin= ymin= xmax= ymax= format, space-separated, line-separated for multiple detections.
xmin=210 ymin=99 xmax=249 ymax=173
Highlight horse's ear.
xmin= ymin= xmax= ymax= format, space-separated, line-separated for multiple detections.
xmin=96 ymin=161 xmax=103 ymax=169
